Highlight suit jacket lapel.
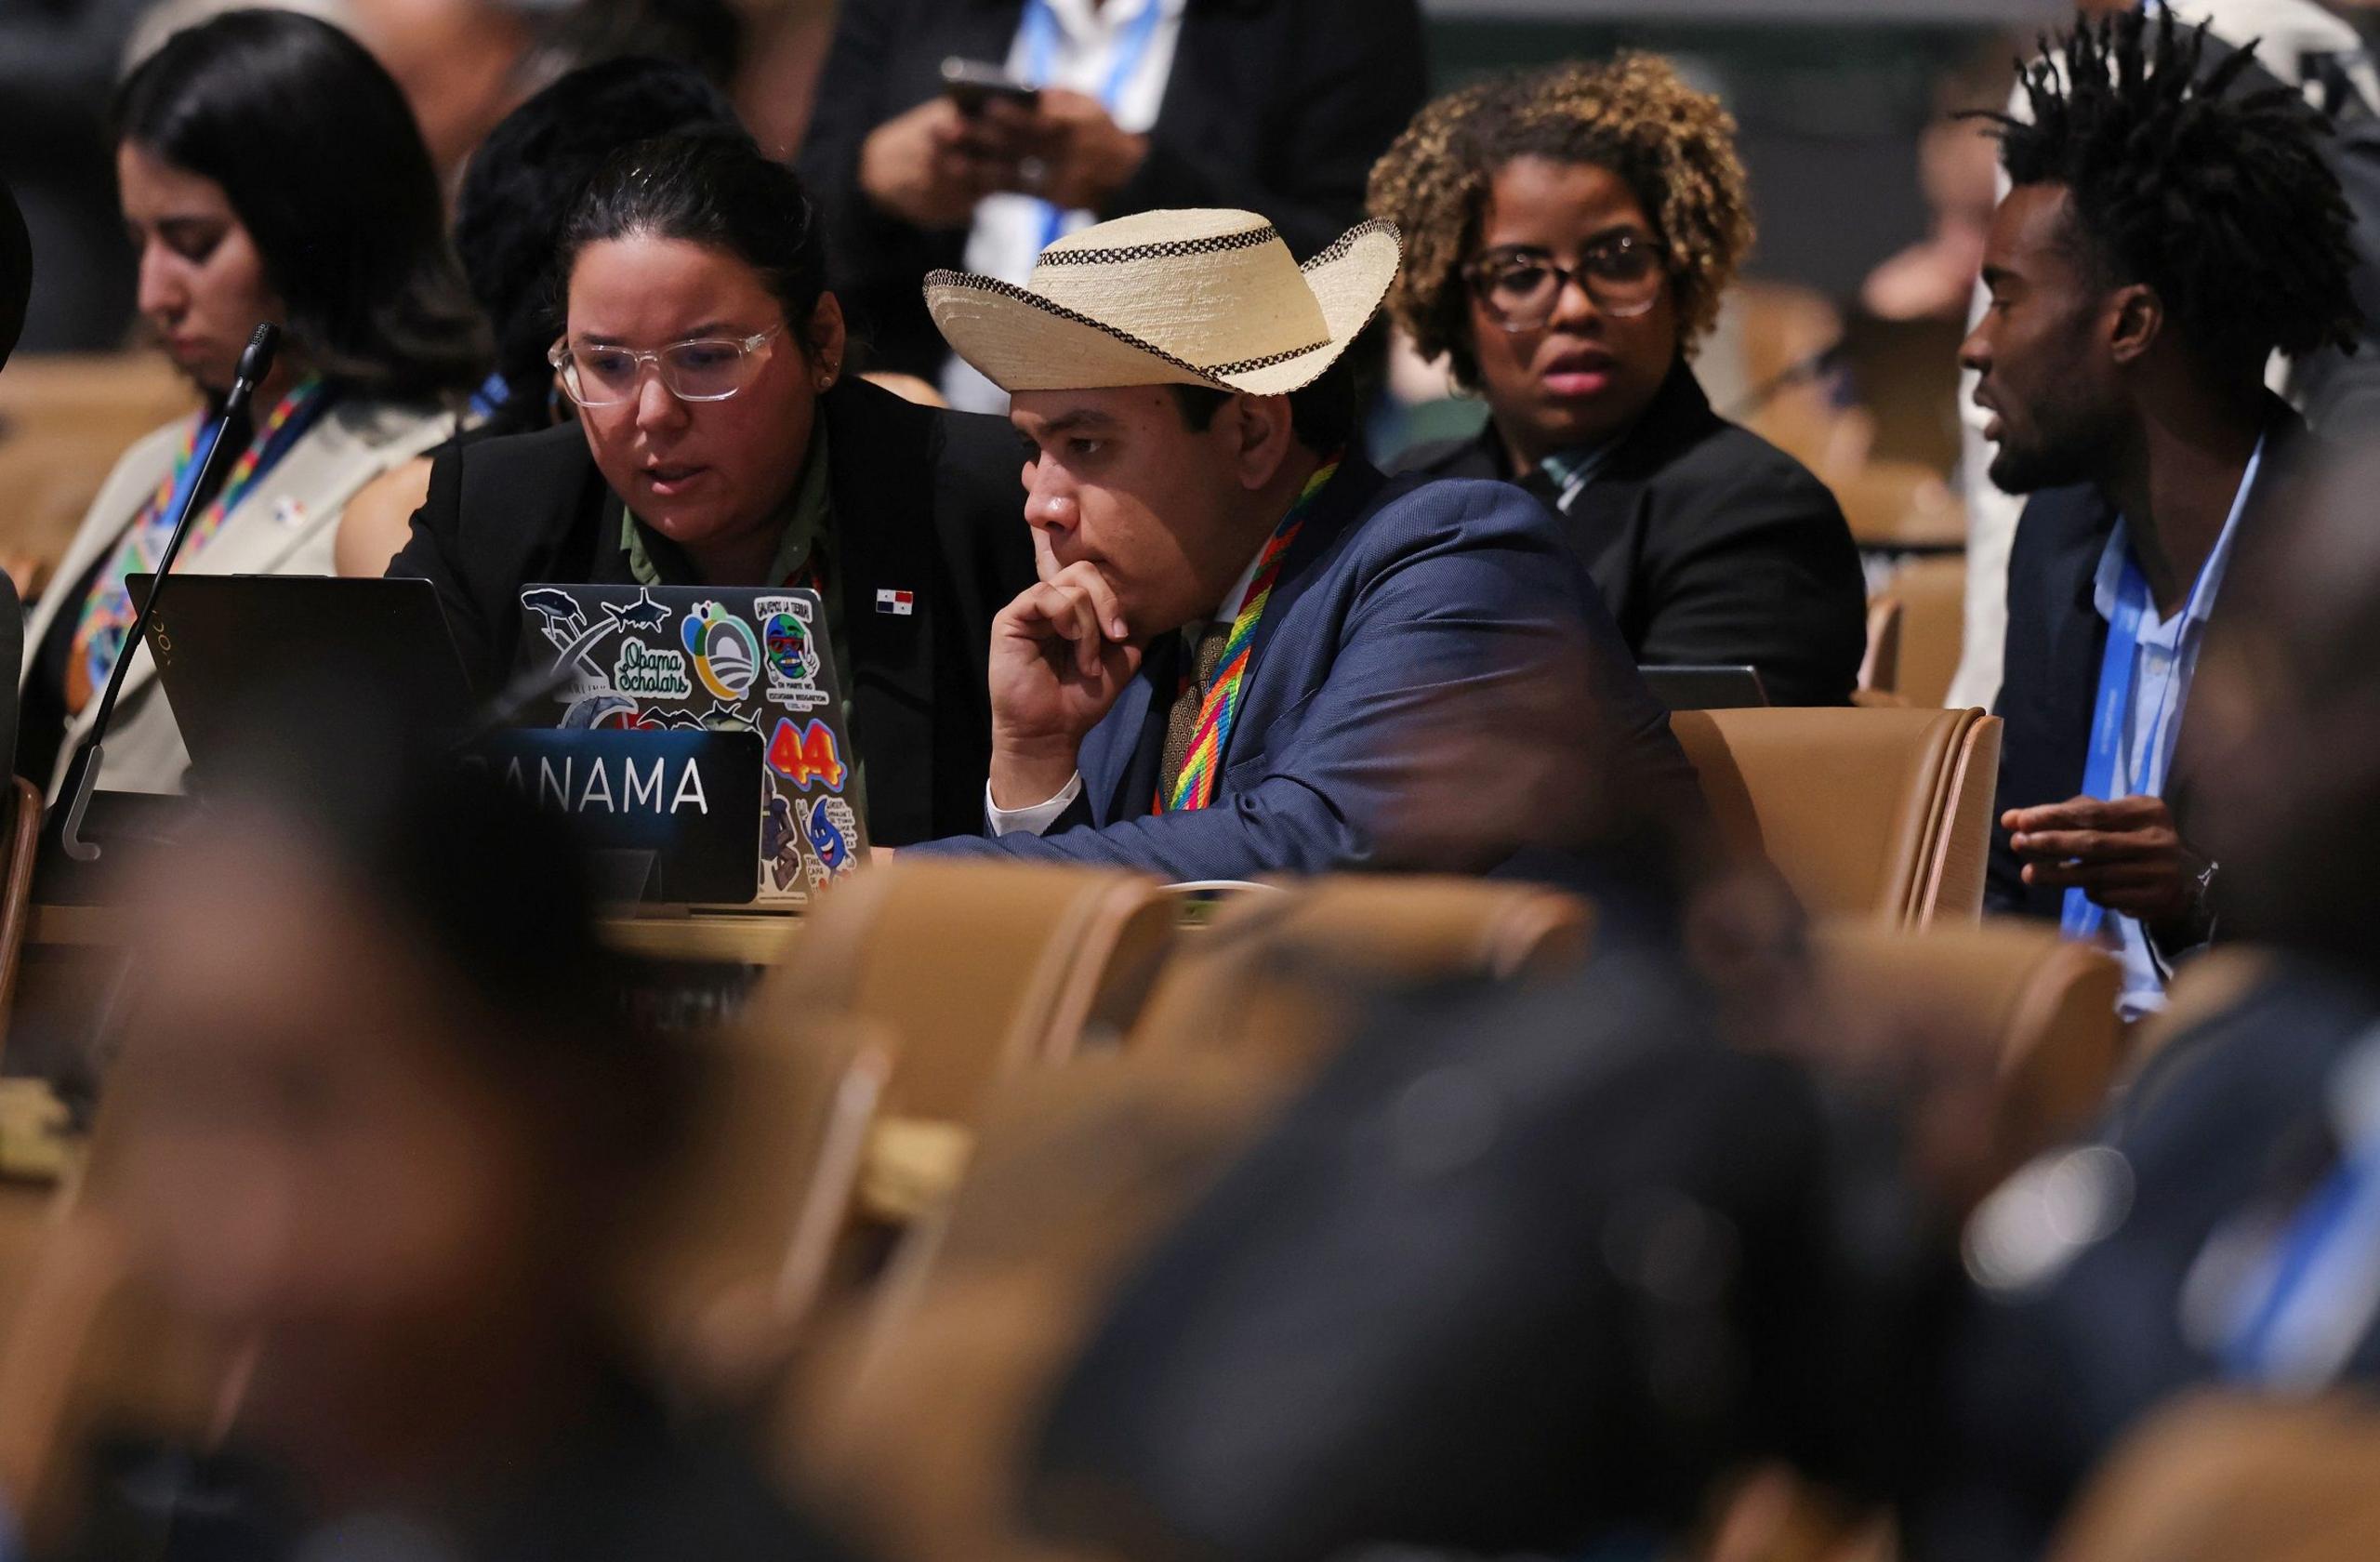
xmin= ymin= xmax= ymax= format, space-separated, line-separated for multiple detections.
xmin=824 ymin=381 xmax=941 ymax=842
xmin=1083 ymin=642 xmax=1168 ymax=825
xmin=1559 ymin=359 xmax=1709 ymax=603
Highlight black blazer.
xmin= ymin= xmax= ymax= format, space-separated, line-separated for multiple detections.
xmin=1983 ymin=408 xmax=2310 ymax=920
xmin=388 ymin=377 xmax=1035 ymax=846
xmin=795 ymin=0 xmax=1428 ymax=379
xmin=1391 ymin=362 xmax=1868 ymax=708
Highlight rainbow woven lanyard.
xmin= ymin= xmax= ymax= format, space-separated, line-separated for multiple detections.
xmin=1159 ymin=457 xmax=1340 ymax=814
xmin=69 ymin=377 xmax=324 ymax=708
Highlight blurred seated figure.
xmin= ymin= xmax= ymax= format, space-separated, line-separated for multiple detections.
xmin=388 ymin=132 xmax=1034 ymax=845
xmin=335 ymin=56 xmax=743 ymax=576
xmin=1972 ymin=9 xmax=2361 ymax=1020
xmin=14 ymin=10 xmax=487 ymax=799
xmin=56 ymin=721 xmax=856 ymax=1561
xmin=792 ymin=0 xmax=1426 ymax=409
xmin=1372 ymin=59 xmax=1867 ymax=708
xmin=905 ymin=207 xmax=1700 ymax=880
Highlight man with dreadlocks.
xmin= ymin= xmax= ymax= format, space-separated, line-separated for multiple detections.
xmin=1967 ymin=5 xmax=2362 ymax=1020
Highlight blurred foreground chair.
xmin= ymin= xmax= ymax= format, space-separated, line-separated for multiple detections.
xmin=785 ymin=1050 xmax=1288 ymax=1562
xmin=1810 ymin=918 xmax=2125 ymax=1212
xmin=1128 ymin=875 xmax=1593 ymax=1070
xmin=748 ymin=859 xmax=1174 ymax=1123
xmin=628 ymin=1016 xmax=897 ymax=1409
xmin=1672 ymin=706 xmax=2001 ymax=930
xmin=2051 ymin=1393 xmax=2380 ymax=1562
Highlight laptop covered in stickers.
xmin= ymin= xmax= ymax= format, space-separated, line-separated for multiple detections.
xmin=507 ymin=582 xmax=869 ymax=907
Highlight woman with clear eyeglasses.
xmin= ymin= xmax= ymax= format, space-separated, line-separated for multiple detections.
xmin=392 ymin=130 xmax=1036 ymax=845
xmin=1370 ymin=57 xmax=1866 ymax=708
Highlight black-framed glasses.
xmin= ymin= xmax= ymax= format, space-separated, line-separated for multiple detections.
xmin=1462 ymin=234 xmax=1667 ymax=330
xmin=548 ymin=323 xmax=787 ymax=406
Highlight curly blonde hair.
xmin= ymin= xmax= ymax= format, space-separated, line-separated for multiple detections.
xmin=1367 ymin=55 xmax=1755 ymax=390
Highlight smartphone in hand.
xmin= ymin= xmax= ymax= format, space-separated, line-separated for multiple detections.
xmin=941 ymin=57 xmax=1040 ymax=115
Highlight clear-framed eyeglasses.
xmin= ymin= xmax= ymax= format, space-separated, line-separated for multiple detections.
xmin=1462 ymin=234 xmax=1668 ymax=331
xmin=548 ymin=323 xmax=787 ymax=406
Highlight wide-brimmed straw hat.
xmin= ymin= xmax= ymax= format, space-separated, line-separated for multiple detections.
xmin=923 ymin=207 xmax=1400 ymax=396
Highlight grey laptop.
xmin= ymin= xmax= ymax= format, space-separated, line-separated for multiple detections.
xmin=509 ymin=582 xmax=868 ymax=906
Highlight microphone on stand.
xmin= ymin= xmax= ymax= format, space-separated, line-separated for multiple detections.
xmin=48 ymin=322 xmax=281 ymax=865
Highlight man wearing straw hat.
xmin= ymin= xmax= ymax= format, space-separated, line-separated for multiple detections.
xmin=911 ymin=207 xmax=1693 ymax=880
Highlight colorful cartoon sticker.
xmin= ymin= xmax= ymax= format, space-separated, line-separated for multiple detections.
xmin=804 ymin=795 xmax=856 ymax=875
xmin=753 ymin=593 xmax=828 ymax=710
xmin=681 ymin=602 xmax=760 ymax=701
xmin=765 ymin=716 xmax=847 ymax=792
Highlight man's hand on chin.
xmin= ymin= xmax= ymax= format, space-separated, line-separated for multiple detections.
xmin=986 ymin=550 xmax=1141 ymax=810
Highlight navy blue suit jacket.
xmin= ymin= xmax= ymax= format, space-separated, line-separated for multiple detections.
xmin=1985 ymin=408 xmax=2310 ymax=921
xmin=917 ymin=459 xmax=1698 ymax=881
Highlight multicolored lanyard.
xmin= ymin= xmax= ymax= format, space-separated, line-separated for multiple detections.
xmin=67 ymin=377 xmax=327 ymax=712
xmin=1018 ymin=0 xmax=1168 ymax=252
xmin=1158 ymin=457 xmax=1338 ymax=814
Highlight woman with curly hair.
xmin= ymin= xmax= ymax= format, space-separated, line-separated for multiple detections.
xmin=1372 ymin=57 xmax=1865 ymax=707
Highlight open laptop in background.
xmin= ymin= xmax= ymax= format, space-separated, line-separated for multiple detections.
xmin=508 ymin=582 xmax=867 ymax=907
xmin=136 ymin=574 xmax=479 ymax=773
xmin=1641 ymin=664 xmax=1770 ymax=711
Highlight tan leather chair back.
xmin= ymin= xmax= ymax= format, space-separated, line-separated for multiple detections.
xmin=628 ymin=1017 xmax=895 ymax=1406
xmin=750 ymin=859 xmax=1173 ymax=1122
xmin=1812 ymin=919 xmax=2124 ymax=1207
xmin=1128 ymin=875 xmax=1593 ymax=1070
xmin=1880 ymin=555 xmax=1966 ymax=708
xmin=1672 ymin=706 xmax=2002 ymax=929
xmin=785 ymin=1051 xmax=1287 ymax=1562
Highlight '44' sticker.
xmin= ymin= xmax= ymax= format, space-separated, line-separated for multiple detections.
xmin=767 ymin=717 xmax=848 ymax=792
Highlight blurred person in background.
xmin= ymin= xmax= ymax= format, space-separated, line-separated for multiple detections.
xmin=1372 ymin=59 xmax=1867 ymax=708
xmin=335 ymin=55 xmax=742 ymax=576
xmin=793 ymin=0 xmax=1427 ymax=412
xmin=14 ymin=8 xmax=487 ymax=799
xmin=1950 ymin=0 xmax=2380 ymax=711
xmin=1970 ymin=8 xmax=2361 ymax=1020
xmin=1861 ymin=45 xmax=2007 ymax=327
xmin=389 ymin=132 xmax=1034 ymax=846
xmin=60 ymin=724 xmax=855 ymax=1560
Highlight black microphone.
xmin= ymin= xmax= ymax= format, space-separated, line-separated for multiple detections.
xmin=49 ymin=322 xmax=281 ymax=864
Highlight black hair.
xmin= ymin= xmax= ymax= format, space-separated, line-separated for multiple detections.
xmin=112 ymin=9 xmax=489 ymax=402
xmin=557 ymin=131 xmax=829 ymax=358
xmin=1166 ymin=318 xmax=1383 ymax=456
xmin=1975 ymin=7 xmax=2363 ymax=368
xmin=456 ymin=58 xmax=740 ymax=429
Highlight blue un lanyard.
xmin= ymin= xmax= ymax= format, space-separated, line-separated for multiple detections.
xmin=2062 ymin=559 xmax=2154 ymax=941
xmin=2060 ymin=438 xmax=2265 ymax=942
xmin=1018 ymin=0 xmax=1167 ymax=252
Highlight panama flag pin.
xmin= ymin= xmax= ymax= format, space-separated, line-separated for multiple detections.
xmin=875 ymin=588 xmax=915 ymax=617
